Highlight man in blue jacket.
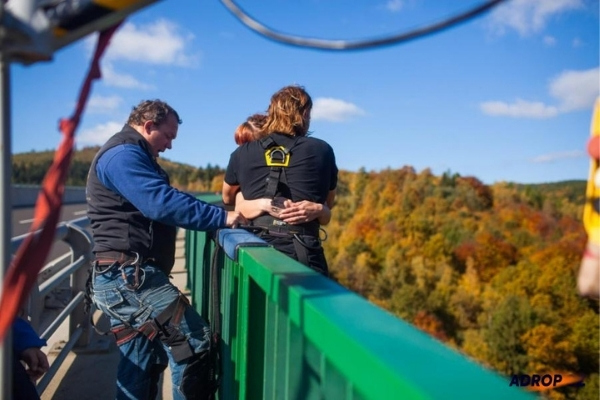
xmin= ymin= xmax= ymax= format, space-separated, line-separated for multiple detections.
xmin=13 ymin=317 xmax=49 ymax=400
xmin=86 ymin=99 xmax=246 ymax=399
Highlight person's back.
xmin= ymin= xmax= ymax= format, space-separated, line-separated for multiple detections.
xmin=227 ymin=133 xmax=336 ymax=204
xmin=223 ymin=85 xmax=338 ymax=274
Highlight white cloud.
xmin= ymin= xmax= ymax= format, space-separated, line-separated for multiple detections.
xmin=480 ymin=99 xmax=558 ymax=118
xmin=543 ymin=35 xmax=556 ymax=46
xmin=531 ymin=150 xmax=585 ymax=163
xmin=77 ymin=121 xmax=123 ymax=146
xmin=480 ymin=66 xmax=599 ymax=119
xmin=550 ymin=67 xmax=600 ymax=112
xmin=82 ymin=19 xmax=196 ymax=92
xmin=101 ymin=63 xmax=154 ymax=90
xmin=385 ymin=0 xmax=404 ymax=12
xmin=105 ymin=20 xmax=198 ymax=67
xmin=87 ymin=95 xmax=123 ymax=114
xmin=488 ymin=0 xmax=583 ymax=36
xmin=312 ymin=98 xmax=366 ymax=122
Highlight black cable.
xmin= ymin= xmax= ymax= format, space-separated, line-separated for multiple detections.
xmin=219 ymin=0 xmax=510 ymax=51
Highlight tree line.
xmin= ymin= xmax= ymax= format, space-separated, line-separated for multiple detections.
xmin=12 ymin=147 xmax=225 ymax=192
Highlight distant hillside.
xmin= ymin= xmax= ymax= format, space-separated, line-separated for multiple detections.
xmin=12 ymin=147 xmax=226 ymax=192
xmin=322 ymin=168 xmax=597 ymax=397
xmin=508 ymin=180 xmax=586 ymax=216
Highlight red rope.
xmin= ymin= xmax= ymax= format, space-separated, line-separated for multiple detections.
xmin=0 ymin=22 xmax=122 ymax=342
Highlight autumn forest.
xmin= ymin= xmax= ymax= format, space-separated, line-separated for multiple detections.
xmin=323 ymin=168 xmax=598 ymax=400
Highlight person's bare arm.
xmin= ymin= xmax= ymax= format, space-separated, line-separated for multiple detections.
xmin=318 ymin=203 xmax=331 ymax=225
xmin=222 ymin=182 xmax=239 ymax=205
xmin=325 ymin=189 xmax=336 ymax=209
xmin=234 ymin=192 xmax=272 ymax=220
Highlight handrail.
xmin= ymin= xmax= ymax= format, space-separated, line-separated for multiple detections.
xmin=11 ymin=215 xmax=93 ymax=396
xmin=39 ymin=291 xmax=85 ymax=340
xmin=186 ymin=226 xmax=536 ymax=400
xmin=36 ymin=326 xmax=83 ymax=395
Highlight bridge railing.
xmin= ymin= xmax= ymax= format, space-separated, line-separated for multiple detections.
xmin=185 ymin=226 xmax=535 ymax=400
xmin=12 ymin=216 xmax=93 ymax=395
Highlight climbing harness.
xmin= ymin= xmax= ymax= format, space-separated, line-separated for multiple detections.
xmin=246 ymin=135 xmax=328 ymax=267
xmin=261 ymin=135 xmax=297 ymax=200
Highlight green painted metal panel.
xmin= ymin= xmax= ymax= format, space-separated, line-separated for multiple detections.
xmin=220 ymin=256 xmax=240 ymax=399
xmin=238 ymin=264 xmax=250 ymax=399
xmin=247 ymin=278 xmax=266 ymax=399
xmin=196 ymin=193 xmax=223 ymax=204
xmin=184 ymin=194 xmax=223 ymax=315
xmin=184 ymin=229 xmax=537 ymax=400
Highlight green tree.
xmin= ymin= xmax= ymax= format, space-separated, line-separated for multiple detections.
xmin=483 ymin=295 xmax=536 ymax=375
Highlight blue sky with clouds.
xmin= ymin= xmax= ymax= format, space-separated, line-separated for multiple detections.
xmin=8 ymin=0 xmax=600 ymax=184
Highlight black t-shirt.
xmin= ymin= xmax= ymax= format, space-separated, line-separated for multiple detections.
xmin=224 ymin=132 xmax=338 ymax=203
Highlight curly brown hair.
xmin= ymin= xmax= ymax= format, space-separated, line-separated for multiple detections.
xmin=261 ymin=85 xmax=312 ymax=137
xmin=127 ymin=99 xmax=182 ymax=127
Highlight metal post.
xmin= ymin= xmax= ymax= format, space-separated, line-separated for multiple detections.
xmin=65 ymin=223 xmax=94 ymax=348
xmin=0 ymin=4 xmax=13 ymax=397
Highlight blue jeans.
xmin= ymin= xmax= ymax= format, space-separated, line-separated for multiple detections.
xmin=92 ymin=263 xmax=212 ymax=400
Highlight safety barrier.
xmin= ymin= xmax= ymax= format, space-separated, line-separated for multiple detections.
xmin=11 ymin=185 xmax=87 ymax=208
xmin=185 ymin=225 xmax=536 ymax=400
xmin=12 ymin=216 xmax=92 ymax=395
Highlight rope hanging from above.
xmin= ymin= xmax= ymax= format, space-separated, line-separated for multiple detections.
xmin=0 ymin=21 xmax=122 ymax=342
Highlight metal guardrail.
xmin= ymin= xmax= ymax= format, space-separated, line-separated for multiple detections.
xmin=185 ymin=226 xmax=536 ymax=400
xmin=11 ymin=216 xmax=92 ymax=395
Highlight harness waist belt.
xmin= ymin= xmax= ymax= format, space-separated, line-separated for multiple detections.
xmin=93 ymin=250 xmax=154 ymax=267
xmin=251 ymin=215 xmax=319 ymax=236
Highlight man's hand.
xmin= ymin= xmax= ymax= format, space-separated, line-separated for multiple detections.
xmin=226 ymin=211 xmax=248 ymax=228
xmin=20 ymin=347 xmax=49 ymax=381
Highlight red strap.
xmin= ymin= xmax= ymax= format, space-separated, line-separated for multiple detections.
xmin=0 ymin=22 xmax=122 ymax=342
xmin=112 ymin=325 xmax=141 ymax=346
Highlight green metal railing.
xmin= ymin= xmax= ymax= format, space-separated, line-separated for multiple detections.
xmin=185 ymin=196 xmax=535 ymax=400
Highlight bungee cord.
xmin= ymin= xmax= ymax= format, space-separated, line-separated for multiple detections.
xmin=219 ymin=0 xmax=510 ymax=51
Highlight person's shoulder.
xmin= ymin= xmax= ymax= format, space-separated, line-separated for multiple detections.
xmin=302 ymin=135 xmax=329 ymax=144
xmin=13 ymin=317 xmax=33 ymax=333
xmin=301 ymin=136 xmax=334 ymax=151
xmin=99 ymin=143 xmax=145 ymax=168
xmin=237 ymin=140 xmax=264 ymax=153
xmin=106 ymin=143 xmax=144 ymax=157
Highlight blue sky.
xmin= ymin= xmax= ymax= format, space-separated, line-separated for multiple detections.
xmin=9 ymin=0 xmax=600 ymax=184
